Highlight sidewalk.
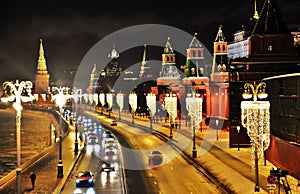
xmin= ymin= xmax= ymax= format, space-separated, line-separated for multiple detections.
xmin=89 ymin=110 xmax=299 ymax=194
xmin=0 ymin=119 xmax=84 ymax=194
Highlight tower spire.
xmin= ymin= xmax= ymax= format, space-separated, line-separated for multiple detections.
xmin=215 ymin=25 xmax=226 ymax=42
xmin=142 ymin=44 xmax=147 ymax=66
xmin=253 ymin=0 xmax=259 ymax=20
xmin=164 ymin=37 xmax=174 ymax=53
xmin=108 ymin=42 xmax=119 ymax=59
xmin=37 ymin=38 xmax=47 ymax=73
xmin=139 ymin=44 xmax=152 ymax=78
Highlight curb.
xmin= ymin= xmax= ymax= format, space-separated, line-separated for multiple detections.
xmin=54 ymin=144 xmax=85 ymax=194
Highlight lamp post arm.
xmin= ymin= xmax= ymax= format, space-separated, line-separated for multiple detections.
xmin=244 ymin=82 xmax=266 ymax=101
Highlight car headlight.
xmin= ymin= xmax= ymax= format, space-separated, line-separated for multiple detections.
xmin=88 ymin=178 xmax=93 ymax=183
xmin=76 ymin=180 xmax=80 ymax=183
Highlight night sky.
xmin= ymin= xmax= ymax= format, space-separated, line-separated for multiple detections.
xmin=0 ymin=0 xmax=299 ymax=85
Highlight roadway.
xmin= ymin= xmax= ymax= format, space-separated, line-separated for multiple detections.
xmin=84 ymin=111 xmax=222 ymax=193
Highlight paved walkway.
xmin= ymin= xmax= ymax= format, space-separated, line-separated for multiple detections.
xmin=88 ymin=110 xmax=300 ymax=194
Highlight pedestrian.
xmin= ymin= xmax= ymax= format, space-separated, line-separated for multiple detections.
xmin=30 ymin=172 xmax=36 ymax=189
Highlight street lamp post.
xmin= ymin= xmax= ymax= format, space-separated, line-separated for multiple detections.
xmin=146 ymin=92 xmax=156 ymax=131
xmin=52 ymin=86 xmax=66 ymax=178
xmin=116 ymin=92 xmax=124 ymax=120
xmin=1 ymin=80 xmax=34 ymax=194
xmin=129 ymin=92 xmax=137 ymax=125
xmin=72 ymin=88 xmax=82 ymax=154
xmin=164 ymin=92 xmax=177 ymax=139
xmin=237 ymin=126 xmax=240 ymax=151
xmin=216 ymin=119 xmax=219 ymax=140
xmin=186 ymin=92 xmax=202 ymax=158
xmin=241 ymin=81 xmax=270 ymax=192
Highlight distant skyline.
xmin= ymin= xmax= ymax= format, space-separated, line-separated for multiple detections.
xmin=0 ymin=0 xmax=299 ymax=85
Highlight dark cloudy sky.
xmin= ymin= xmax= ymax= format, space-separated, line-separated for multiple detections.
xmin=0 ymin=0 xmax=299 ymax=85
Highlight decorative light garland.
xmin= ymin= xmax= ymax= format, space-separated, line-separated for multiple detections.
xmin=164 ymin=92 xmax=177 ymax=126
xmin=241 ymin=101 xmax=270 ymax=168
xmin=186 ymin=92 xmax=202 ymax=130
xmin=146 ymin=93 xmax=156 ymax=117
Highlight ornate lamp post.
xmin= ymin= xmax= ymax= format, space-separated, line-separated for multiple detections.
xmin=216 ymin=119 xmax=219 ymax=140
xmin=1 ymin=80 xmax=34 ymax=194
xmin=241 ymin=81 xmax=270 ymax=192
xmin=88 ymin=93 xmax=93 ymax=109
xmin=164 ymin=92 xmax=177 ymax=139
xmin=72 ymin=88 xmax=82 ymax=154
xmin=52 ymin=86 xmax=67 ymax=178
xmin=116 ymin=92 xmax=124 ymax=120
xmin=129 ymin=92 xmax=137 ymax=124
xmin=146 ymin=92 xmax=156 ymax=131
xmin=237 ymin=125 xmax=240 ymax=151
xmin=106 ymin=93 xmax=113 ymax=118
xmin=186 ymin=91 xmax=202 ymax=158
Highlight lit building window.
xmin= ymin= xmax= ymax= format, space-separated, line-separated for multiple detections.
xmin=267 ymin=44 xmax=273 ymax=52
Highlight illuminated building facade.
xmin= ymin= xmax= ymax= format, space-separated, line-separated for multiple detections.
xmin=228 ymin=0 xmax=300 ymax=148
xmin=263 ymin=73 xmax=300 ymax=179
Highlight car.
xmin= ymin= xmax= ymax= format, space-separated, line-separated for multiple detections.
xmin=106 ymin=134 xmax=115 ymax=139
xmin=101 ymin=160 xmax=115 ymax=172
xmin=102 ymin=130 xmax=112 ymax=138
xmin=87 ymin=130 xmax=96 ymax=136
xmin=103 ymin=139 xmax=117 ymax=149
xmin=87 ymin=135 xmax=98 ymax=144
xmin=148 ymin=151 xmax=163 ymax=166
xmin=110 ymin=120 xmax=118 ymax=126
xmin=104 ymin=145 xmax=118 ymax=153
xmin=104 ymin=150 xmax=118 ymax=162
xmin=75 ymin=170 xmax=94 ymax=187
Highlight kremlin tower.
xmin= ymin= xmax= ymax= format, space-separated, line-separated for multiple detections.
xmin=184 ymin=33 xmax=206 ymax=77
xmin=35 ymin=38 xmax=50 ymax=98
xmin=157 ymin=37 xmax=181 ymax=87
xmin=87 ymin=64 xmax=99 ymax=94
xmin=209 ymin=25 xmax=229 ymax=126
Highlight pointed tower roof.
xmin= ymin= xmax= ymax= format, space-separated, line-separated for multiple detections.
xmin=164 ymin=37 xmax=174 ymax=54
xmin=139 ymin=44 xmax=152 ymax=78
xmin=108 ymin=42 xmax=119 ymax=59
xmin=37 ymin=38 xmax=48 ymax=73
xmin=142 ymin=44 xmax=147 ymax=66
xmin=188 ymin=33 xmax=203 ymax=48
xmin=253 ymin=0 xmax=259 ymax=20
xmin=215 ymin=25 xmax=226 ymax=42
xmin=91 ymin=64 xmax=98 ymax=74
xmin=252 ymin=0 xmax=289 ymax=35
